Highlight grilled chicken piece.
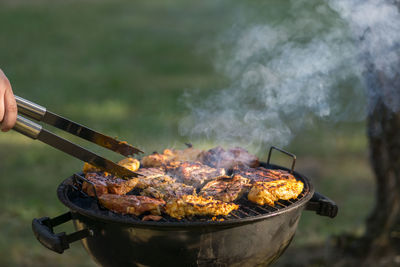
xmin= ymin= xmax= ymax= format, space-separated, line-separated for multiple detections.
xmin=134 ymin=168 xmax=174 ymax=189
xmin=83 ymin=158 xmax=140 ymax=175
xmin=135 ymin=167 xmax=166 ymax=178
xmin=166 ymin=161 xmax=226 ymax=188
xmin=117 ymin=157 xmax=140 ymax=172
xmin=198 ymin=146 xmax=259 ymax=170
xmin=82 ymin=173 xmax=138 ymax=197
xmin=164 ymin=195 xmax=239 ymax=219
xmin=233 ymin=167 xmax=294 ymax=182
xmin=83 ymin=162 xmax=108 ymax=175
xmin=99 ymin=194 xmax=165 ymax=216
xmin=141 ymin=153 xmax=172 ymax=168
xmin=141 ymin=147 xmax=203 ymax=168
xmin=200 ymin=175 xmax=250 ymax=202
xmin=247 ymin=178 xmax=304 ymax=206
xmin=141 ymin=181 xmax=196 ymax=201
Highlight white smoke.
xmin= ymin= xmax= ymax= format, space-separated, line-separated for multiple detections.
xmin=180 ymin=0 xmax=400 ymax=149
xmin=328 ymin=0 xmax=400 ymax=113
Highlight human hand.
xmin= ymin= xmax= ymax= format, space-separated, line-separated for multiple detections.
xmin=0 ymin=69 xmax=17 ymax=132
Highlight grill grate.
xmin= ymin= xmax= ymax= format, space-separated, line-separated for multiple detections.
xmin=69 ymin=169 xmax=311 ymax=224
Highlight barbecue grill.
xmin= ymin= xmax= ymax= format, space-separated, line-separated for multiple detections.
xmin=32 ymin=153 xmax=337 ymax=267
xmin=12 ymin=96 xmax=338 ymax=266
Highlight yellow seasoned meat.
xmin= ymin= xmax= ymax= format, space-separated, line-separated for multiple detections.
xmin=82 ymin=162 xmax=103 ymax=174
xmin=165 ymin=195 xmax=239 ymax=219
xmin=117 ymin=157 xmax=140 ymax=172
xmin=83 ymin=157 xmax=139 ymax=176
xmin=248 ymin=178 xmax=304 ymax=206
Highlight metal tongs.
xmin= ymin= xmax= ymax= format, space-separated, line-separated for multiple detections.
xmin=12 ymin=95 xmax=143 ymax=178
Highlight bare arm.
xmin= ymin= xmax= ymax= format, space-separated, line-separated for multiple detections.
xmin=0 ymin=69 xmax=17 ymax=132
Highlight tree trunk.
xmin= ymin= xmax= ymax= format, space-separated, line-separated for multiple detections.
xmin=363 ymin=67 xmax=400 ymax=264
xmin=336 ymin=51 xmax=400 ymax=266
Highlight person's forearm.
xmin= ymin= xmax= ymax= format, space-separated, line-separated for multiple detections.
xmin=0 ymin=69 xmax=17 ymax=131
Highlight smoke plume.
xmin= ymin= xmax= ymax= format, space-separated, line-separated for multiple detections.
xmin=180 ymin=0 xmax=400 ymax=149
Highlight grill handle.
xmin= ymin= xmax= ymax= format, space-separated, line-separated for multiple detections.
xmin=305 ymin=192 xmax=338 ymax=218
xmin=32 ymin=212 xmax=92 ymax=254
xmin=267 ymin=146 xmax=296 ymax=173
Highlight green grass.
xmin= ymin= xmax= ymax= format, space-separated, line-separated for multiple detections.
xmin=0 ymin=1 xmax=374 ymax=266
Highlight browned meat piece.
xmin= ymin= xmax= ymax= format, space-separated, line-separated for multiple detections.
xmin=135 ymin=167 xmax=166 ymax=178
xmin=141 ymin=147 xmax=203 ymax=168
xmin=82 ymin=173 xmax=109 ymax=197
xmin=164 ymin=195 xmax=239 ymax=219
xmin=247 ymin=178 xmax=304 ymax=206
xmin=200 ymin=175 xmax=250 ymax=202
xmin=82 ymin=173 xmax=138 ymax=197
xmin=166 ymin=161 xmax=226 ymax=188
xmin=141 ymin=181 xmax=196 ymax=201
xmin=233 ymin=167 xmax=294 ymax=183
xmin=117 ymin=157 xmax=140 ymax=172
xmin=134 ymin=168 xmax=176 ymax=190
xmin=83 ymin=158 xmax=140 ymax=176
xmin=98 ymin=194 xmax=165 ymax=215
xmin=141 ymin=153 xmax=171 ymax=168
xmin=198 ymin=146 xmax=259 ymax=169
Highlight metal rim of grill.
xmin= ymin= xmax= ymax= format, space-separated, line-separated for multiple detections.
xmin=57 ymin=163 xmax=315 ymax=228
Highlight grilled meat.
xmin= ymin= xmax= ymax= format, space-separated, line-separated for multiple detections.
xmin=141 ymin=147 xmax=203 ymax=168
xmin=166 ymin=161 xmax=226 ymax=188
xmin=198 ymin=146 xmax=259 ymax=170
xmin=98 ymin=194 xmax=165 ymax=216
xmin=233 ymin=166 xmax=294 ymax=182
xmin=135 ymin=167 xmax=165 ymax=178
xmin=141 ymin=153 xmax=172 ymax=168
xmin=117 ymin=157 xmax=140 ymax=172
xmin=141 ymin=181 xmax=196 ymax=201
xmin=83 ymin=162 xmax=103 ymax=174
xmin=83 ymin=158 xmax=140 ymax=176
xmin=82 ymin=172 xmax=138 ymax=196
xmin=134 ymin=168 xmax=173 ymax=189
xmin=200 ymin=175 xmax=250 ymax=202
xmin=164 ymin=195 xmax=239 ymax=219
xmin=247 ymin=178 xmax=304 ymax=206
xmin=82 ymin=173 xmax=109 ymax=197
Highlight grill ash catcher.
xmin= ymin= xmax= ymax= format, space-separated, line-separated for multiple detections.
xmin=13 ymin=96 xmax=338 ymax=267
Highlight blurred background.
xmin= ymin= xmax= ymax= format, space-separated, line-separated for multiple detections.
xmin=0 ymin=0 xmax=373 ymax=266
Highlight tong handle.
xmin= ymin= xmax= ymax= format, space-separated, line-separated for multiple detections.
xmin=15 ymin=95 xmax=46 ymax=121
xmin=13 ymin=115 xmax=42 ymax=139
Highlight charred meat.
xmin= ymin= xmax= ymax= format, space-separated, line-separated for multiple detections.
xmin=98 ymin=194 xmax=165 ymax=216
xmin=233 ymin=166 xmax=294 ymax=183
xmin=82 ymin=173 xmax=138 ymax=197
xmin=141 ymin=181 xmax=196 ymax=201
xmin=200 ymin=175 xmax=250 ymax=202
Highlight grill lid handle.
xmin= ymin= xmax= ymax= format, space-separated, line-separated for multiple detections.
xmin=305 ymin=192 xmax=338 ymax=218
xmin=32 ymin=212 xmax=92 ymax=254
xmin=267 ymin=146 xmax=296 ymax=173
